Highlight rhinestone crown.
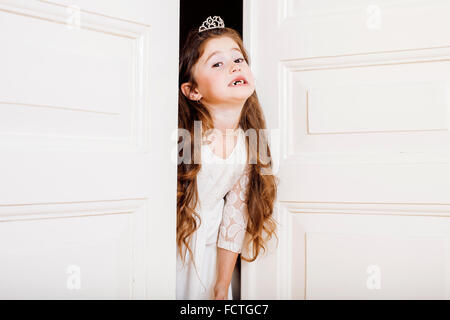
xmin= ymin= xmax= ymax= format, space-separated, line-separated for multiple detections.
xmin=198 ymin=16 xmax=225 ymax=33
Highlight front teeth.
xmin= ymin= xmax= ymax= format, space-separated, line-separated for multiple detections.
xmin=232 ymin=80 xmax=244 ymax=85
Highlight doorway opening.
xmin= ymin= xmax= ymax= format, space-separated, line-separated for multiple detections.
xmin=179 ymin=0 xmax=244 ymax=300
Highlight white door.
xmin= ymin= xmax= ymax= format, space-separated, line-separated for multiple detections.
xmin=0 ymin=0 xmax=178 ymax=299
xmin=242 ymin=0 xmax=450 ymax=299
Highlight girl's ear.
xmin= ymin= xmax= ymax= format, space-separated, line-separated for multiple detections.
xmin=181 ymin=82 xmax=202 ymax=101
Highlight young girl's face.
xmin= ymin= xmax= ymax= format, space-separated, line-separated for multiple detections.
xmin=189 ymin=36 xmax=255 ymax=106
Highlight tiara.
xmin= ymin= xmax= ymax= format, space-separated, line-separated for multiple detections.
xmin=198 ymin=16 xmax=225 ymax=33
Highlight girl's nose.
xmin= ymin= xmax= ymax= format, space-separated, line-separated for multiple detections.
xmin=230 ymin=63 xmax=241 ymax=73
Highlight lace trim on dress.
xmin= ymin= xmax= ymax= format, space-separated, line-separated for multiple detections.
xmin=217 ymin=168 xmax=250 ymax=253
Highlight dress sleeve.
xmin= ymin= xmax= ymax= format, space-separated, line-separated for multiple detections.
xmin=217 ymin=168 xmax=250 ymax=253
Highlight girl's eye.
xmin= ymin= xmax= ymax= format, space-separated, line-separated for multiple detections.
xmin=212 ymin=58 xmax=244 ymax=68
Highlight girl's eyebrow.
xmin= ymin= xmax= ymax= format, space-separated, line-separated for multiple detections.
xmin=205 ymin=47 xmax=242 ymax=63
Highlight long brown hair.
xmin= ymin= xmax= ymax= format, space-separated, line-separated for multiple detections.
xmin=177 ymin=27 xmax=279 ymax=264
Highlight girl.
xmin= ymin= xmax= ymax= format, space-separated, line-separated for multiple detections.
xmin=177 ymin=16 xmax=278 ymax=300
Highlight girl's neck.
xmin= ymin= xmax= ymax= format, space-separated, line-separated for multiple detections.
xmin=206 ymin=103 xmax=243 ymax=135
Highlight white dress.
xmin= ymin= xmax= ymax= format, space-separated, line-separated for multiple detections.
xmin=176 ymin=127 xmax=250 ymax=300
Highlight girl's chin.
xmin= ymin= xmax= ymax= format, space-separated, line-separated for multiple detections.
xmin=207 ymin=90 xmax=255 ymax=104
xmin=231 ymin=92 xmax=253 ymax=100
xmin=228 ymin=87 xmax=254 ymax=97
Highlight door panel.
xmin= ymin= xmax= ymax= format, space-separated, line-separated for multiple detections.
xmin=0 ymin=0 xmax=178 ymax=299
xmin=242 ymin=0 xmax=450 ymax=299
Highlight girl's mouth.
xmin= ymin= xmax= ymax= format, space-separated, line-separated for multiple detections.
xmin=229 ymin=78 xmax=248 ymax=87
